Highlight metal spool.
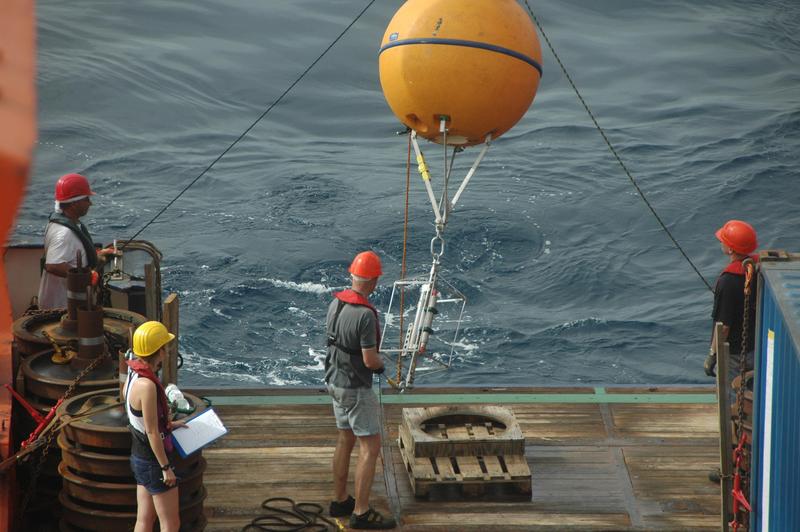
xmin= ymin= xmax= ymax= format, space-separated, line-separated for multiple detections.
xmin=58 ymin=431 xmax=132 ymax=478
xmin=57 ymin=388 xmax=206 ymax=451
xmin=59 ymin=486 xmax=207 ymax=531
xmin=58 ymin=389 xmax=136 ymax=450
xmin=12 ymin=307 xmax=146 ymax=357
xmin=59 ymin=457 xmax=206 ymax=508
xmin=54 ymin=388 xmax=208 ymax=524
xmin=21 ymin=349 xmax=117 ymax=406
xmin=58 ymin=430 xmax=204 ymax=479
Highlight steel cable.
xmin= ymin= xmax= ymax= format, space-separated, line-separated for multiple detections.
xmin=522 ymin=0 xmax=713 ymax=292
xmin=397 ymin=132 xmax=412 ymax=383
xmin=123 ymin=0 xmax=378 ymax=248
xmin=377 ymin=375 xmax=403 ymax=524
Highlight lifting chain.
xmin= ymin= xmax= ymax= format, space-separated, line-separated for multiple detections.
xmin=17 ymin=342 xmax=114 ymax=525
xmin=22 ymin=307 xmax=65 ymax=320
xmin=730 ymin=259 xmax=755 ymax=532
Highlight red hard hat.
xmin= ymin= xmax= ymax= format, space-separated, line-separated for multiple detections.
xmin=55 ymin=173 xmax=95 ymax=202
xmin=716 ymin=220 xmax=758 ymax=255
xmin=349 ymin=251 xmax=383 ymax=279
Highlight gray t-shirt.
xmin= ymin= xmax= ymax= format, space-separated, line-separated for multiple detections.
xmin=324 ymin=299 xmax=377 ymax=389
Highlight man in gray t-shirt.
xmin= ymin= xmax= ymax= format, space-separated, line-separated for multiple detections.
xmin=325 ymin=251 xmax=395 ymax=529
xmin=324 ymin=300 xmax=377 ymax=389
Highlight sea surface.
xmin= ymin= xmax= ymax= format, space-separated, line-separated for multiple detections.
xmin=12 ymin=0 xmax=800 ymax=387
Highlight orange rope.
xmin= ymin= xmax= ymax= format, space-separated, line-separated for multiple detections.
xmin=397 ymin=132 xmax=412 ymax=383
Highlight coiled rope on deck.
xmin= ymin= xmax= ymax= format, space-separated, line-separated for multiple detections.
xmin=122 ymin=0 xmax=378 ymax=249
xmin=522 ymin=0 xmax=713 ymax=292
xmin=242 ymin=497 xmax=338 ymax=531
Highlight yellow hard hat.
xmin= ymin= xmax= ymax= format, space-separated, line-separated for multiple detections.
xmin=132 ymin=321 xmax=175 ymax=357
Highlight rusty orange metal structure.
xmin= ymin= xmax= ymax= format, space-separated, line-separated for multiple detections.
xmin=0 ymin=0 xmax=37 ymax=529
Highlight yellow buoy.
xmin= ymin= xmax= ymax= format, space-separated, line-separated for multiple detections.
xmin=379 ymin=0 xmax=543 ymax=146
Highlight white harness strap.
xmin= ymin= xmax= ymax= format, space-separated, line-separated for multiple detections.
xmin=125 ymin=372 xmax=147 ymax=434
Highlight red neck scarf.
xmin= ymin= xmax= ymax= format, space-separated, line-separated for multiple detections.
xmin=723 ymin=254 xmax=759 ymax=275
xmin=334 ymin=289 xmax=381 ymax=350
xmin=126 ymin=359 xmax=173 ymax=453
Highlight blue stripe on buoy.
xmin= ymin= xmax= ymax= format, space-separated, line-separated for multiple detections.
xmin=379 ymin=38 xmax=543 ymax=76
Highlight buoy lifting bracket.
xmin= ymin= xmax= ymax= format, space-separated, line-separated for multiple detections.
xmin=450 ymin=134 xmax=491 ymax=211
xmin=410 ymin=131 xmax=493 ymax=236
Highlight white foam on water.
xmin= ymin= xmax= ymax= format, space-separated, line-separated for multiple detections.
xmin=260 ymin=278 xmax=340 ymax=295
xmin=287 ymin=306 xmax=313 ymax=319
xmin=181 ymin=350 xmax=263 ymax=384
xmin=292 ymin=347 xmax=326 ymax=373
xmin=447 ymin=340 xmax=480 ymax=352
xmin=176 ymin=288 xmax=216 ymax=297
xmin=263 ymin=370 xmax=303 ymax=386
xmin=212 ymin=308 xmax=231 ymax=319
xmin=551 ymin=317 xmax=604 ymax=331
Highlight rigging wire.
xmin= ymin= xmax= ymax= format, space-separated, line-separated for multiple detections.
xmin=378 ymin=376 xmax=403 ymax=523
xmin=121 ymin=0 xmax=378 ymax=249
xmin=522 ymin=0 xmax=713 ymax=292
xmin=397 ymin=132 xmax=412 ymax=383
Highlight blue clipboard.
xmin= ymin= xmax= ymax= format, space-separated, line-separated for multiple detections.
xmin=170 ymin=407 xmax=228 ymax=458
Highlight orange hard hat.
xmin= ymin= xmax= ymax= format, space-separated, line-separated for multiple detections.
xmin=349 ymin=251 xmax=382 ymax=279
xmin=716 ymin=220 xmax=758 ymax=255
xmin=55 ymin=173 xmax=95 ymax=202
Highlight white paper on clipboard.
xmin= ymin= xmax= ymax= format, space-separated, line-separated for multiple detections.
xmin=171 ymin=408 xmax=227 ymax=458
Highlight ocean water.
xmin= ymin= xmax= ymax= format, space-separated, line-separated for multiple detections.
xmin=12 ymin=0 xmax=800 ymax=387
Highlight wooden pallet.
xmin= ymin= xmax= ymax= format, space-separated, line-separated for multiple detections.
xmin=397 ymin=406 xmax=531 ymax=499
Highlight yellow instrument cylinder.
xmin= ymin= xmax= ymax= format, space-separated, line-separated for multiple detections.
xmin=379 ymin=0 xmax=543 ymax=146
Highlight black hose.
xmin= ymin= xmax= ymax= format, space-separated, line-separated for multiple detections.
xmin=242 ymin=497 xmax=339 ymax=531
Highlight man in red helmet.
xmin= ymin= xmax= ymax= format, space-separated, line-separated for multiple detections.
xmin=705 ymin=220 xmax=759 ymax=403
xmin=324 ymin=251 xmax=395 ymax=529
xmin=37 ymin=173 xmax=115 ymax=309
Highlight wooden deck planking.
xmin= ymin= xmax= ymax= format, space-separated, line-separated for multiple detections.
xmin=197 ymin=389 xmax=720 ymax=531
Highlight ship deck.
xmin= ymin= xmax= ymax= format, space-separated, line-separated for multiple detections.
xmin=187 ymin=385 xmax=722 ymax=531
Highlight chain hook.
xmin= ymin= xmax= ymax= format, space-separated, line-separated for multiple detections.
xmin=430 ymin=233 xmax=445 ymax=262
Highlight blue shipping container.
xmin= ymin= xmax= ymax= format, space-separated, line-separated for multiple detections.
xmin=751 ymin=257 xmax=800 ymax=531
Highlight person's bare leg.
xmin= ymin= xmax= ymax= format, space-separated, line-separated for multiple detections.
xmin=333 ymin=429 xmax=357 ymax=502
xmin=134 ymin=485 xmax=156 ymax=532
xmin=353 ymin=433 xmax=382 ymax=515
xmin=152 ymin=487 xmax=180 ymax=532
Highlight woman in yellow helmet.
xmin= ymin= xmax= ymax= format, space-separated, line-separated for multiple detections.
xmin=123 ymin=321 xmax=186 ymax=532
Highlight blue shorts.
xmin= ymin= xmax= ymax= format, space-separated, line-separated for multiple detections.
xmin=328 ymin=385 xmax=381 ymax=437
xmin=130 ymin=454 xmax=175 ymax=495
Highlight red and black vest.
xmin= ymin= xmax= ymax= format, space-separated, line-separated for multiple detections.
xmin=722 ymin=254 xmax=759 ymax=276
xmin=48 ymin=212 xmax=99 ymax=268
xmin=126 ymin=359 xmax=173 ymax=454
xmin=326 ymin=289 xmax=381 ymax=356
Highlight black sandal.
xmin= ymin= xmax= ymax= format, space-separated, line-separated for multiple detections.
xmin=329 ymin=495 xmax=355 ymax=517
xmin=349 ymin=508 xmax=397 ymax=530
